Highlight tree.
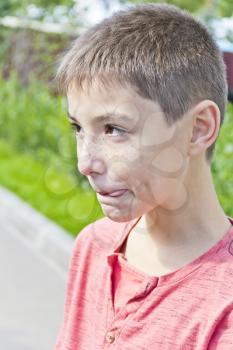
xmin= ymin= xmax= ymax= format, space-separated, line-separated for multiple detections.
xmin=217 ymin=0 xmax=233 ymax=17
xmin=125 ymin=0 xmax=206 ymax=13
xmin=126 ymin=0 xmax=233 ymax=17
xmin=0 ymin=0 xmax=74 ymax=17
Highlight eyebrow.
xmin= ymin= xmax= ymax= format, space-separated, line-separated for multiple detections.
xmin=67 ymin=111 xmax=133 ymax=124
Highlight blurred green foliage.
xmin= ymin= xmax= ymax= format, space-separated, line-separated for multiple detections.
xmin=0 ymin=72 xmax=104 ymax=235
xmin=217 ymin=0 xmax=233 ymax=17
xmin=127 ymin=0 xmax=206 ymax=13
xmin=1 ymin=0 xmax=233 ymax=20
xmin=0 ymin=71 xmax=74 ymax=167
xmin=127 ymin=0 xmax=233 ymax=17
xmin=0 ymin=139 xmax=103 ymax=236
xmin=0 ymin=0 xmax=74 ymax=17
xmin=212 ymin=103 xmax=233 ymax=216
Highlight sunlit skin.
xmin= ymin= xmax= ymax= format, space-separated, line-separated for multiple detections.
xmin=67 ymin=79 xmax=231 ymax=276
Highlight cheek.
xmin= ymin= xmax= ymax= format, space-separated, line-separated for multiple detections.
xmin=140 ymin=113 xmax=176 ymax=148
xmin=151 ymin=147 xmax=185 ymax=175
xmin=106 ymin=146 xmax=142 ymax=184
xmin=133 ymin=148 xmax=188 ymax=208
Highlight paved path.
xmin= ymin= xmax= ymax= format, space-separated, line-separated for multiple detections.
xmin=0 ymin=186 xmax=75 ymax=350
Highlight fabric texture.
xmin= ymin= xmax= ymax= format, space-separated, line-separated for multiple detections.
xmin=54 ymin=215 xmax=233 ymax=350
xmin=112 ymin=253 xmax=145 ymax=316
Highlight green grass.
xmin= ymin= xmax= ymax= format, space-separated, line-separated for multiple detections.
xmin=0 ymin=139 xmax=104 ymax=237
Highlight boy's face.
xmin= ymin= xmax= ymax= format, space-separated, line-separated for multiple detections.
xmin=67 ymin=79 xmax=191 ymax=222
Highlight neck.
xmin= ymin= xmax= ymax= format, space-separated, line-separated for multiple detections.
xmin=133 ymin=156 xmax=231 ymax=268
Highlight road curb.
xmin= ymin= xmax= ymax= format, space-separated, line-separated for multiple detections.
xmin=0 ymin=185 xmax=75 ymax=273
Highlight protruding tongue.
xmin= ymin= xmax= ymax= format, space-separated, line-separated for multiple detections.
xmin=107 ymin=190 xmax=126 ymax=197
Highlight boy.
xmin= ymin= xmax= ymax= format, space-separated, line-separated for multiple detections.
xmin=54 ymin=3 xmax=233 ymax=349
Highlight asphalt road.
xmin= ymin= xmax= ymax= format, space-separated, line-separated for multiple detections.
xmin=0 ymin=187 xmax=71 ymax=350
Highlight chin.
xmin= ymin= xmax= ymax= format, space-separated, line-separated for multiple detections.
xmin=103 ymin=210 xmax=131 ymax=222
xmin=101 ymin=205 xmax=141 ymax=223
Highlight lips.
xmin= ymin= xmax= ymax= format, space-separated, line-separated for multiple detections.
xmin=97 ymin=189 xmax=127 ymax=197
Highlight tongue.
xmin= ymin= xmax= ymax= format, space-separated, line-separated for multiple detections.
xmin=108 ymin=190 xmax=126 ymax=197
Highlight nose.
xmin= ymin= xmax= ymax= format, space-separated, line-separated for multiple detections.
xmin=77 ymin=136 xmax=105 ymax=176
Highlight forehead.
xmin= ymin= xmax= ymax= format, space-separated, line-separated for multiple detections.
xmin=67 ymin=78 xmax=167 ymax=127
xmin=67 ymin=78 xmax=139 ymax=101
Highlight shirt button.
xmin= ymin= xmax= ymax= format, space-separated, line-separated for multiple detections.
xmin=105 ymin=331 xmax=116 ymax=343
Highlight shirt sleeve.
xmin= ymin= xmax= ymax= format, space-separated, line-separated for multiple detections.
xmin=208 ymin=309 xmax=233 ymax=349
xmin=53 ymin=225 xmax=90 ymax=350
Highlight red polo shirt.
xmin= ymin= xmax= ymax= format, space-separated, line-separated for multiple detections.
xmin=54 ymin=215 xmax=233 ymax=349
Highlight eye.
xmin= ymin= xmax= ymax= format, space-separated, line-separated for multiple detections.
xmin=105 ymin=124 xmax=126 ymax=136
xmin=70 ymin=123 xmax=125 ymax=137
xmin=70 ymin=123 xmax=82 ymax=133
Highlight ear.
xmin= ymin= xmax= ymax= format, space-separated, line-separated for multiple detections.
xmin=188 ymin=100 xmax=221 ymax=157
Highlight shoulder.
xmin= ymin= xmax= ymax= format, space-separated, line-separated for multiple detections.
xmin=66 ymin=217 xmax=127 ymax=278
xmin=72 ymin=216 xmax=126 ymax=255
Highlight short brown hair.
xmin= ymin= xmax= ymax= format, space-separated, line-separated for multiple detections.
xmin=56 ymin=3 xmax=228 ymax=163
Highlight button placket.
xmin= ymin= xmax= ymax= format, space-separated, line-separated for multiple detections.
xmin=105 ymin=331 xmax=116 ymax=344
